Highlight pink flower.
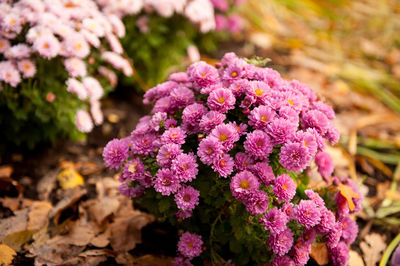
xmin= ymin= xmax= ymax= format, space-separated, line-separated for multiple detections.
xmin=33 ymin=34 xmax=60 ymax=59
xmin=154 ymin=168 xmax=181 ymax=196
xmin=177 ymin=232 xmax=203 ymax=259
xmin=272 ymin=174 xmax=296 ymax=202
xmin=175 ymin=186 xmax=200 ymax=212
xmin=230 ymin=170 xmax=260 ymax=200
xmin=212 ymin=153 xmax=234 ymax=178
xmin=244 ymin=130 xmax=273 ymax=160
xmin=83 ymin=77 xmax=104 ymax=101
xmin=75 ymin=109 xmax=94 ymax=133
xmin=64 ymin=57 xmax=87 ymax=77
xmin=66 ymin=78 xmax=88 ymax=100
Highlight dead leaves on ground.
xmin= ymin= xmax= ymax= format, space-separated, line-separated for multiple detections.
xmin=0 ymin=164 xmax=155 ymax=265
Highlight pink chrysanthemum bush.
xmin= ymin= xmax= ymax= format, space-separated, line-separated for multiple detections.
xmin=103 ymin=52 xmax=362 ymax=265
xmin=0 ymin=0 xmax=133 ymax=148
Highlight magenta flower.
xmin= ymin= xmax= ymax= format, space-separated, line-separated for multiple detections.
xmin=157 ymin=143 xmax=183 ymax=167
xmin=199 ymin=111 xmax=226 ymax=134
xmin=339 ymin=216 xmax=358 ymax=245
xmin=279 ymin=142 xmax=311 ymax=172
xmin=212 ymin=153 xmax=234 ymax=178
xmin=243 ymin=190 xmax=269 ymax=215
xmin=266 ymin=118 xmax=297 ymax=146
xmin=315 ymin=151 xmax=334 ymax=182
xmin=292 ymin=239 xmax=311 ymax=266
xmin=272 ymin=174 xmax=296 ymax=203
xmin=230 ymin=170 xmax=260 ymax=200
xmin=119 ymin=183 xmax=145 ymax=198
xmin=281 ymin=202 xmax=295 ymax=220
xmin=317 ymin=207 xmax=336 ymax=234
xmin=329 ymin=241 xmax=349 ymax=266
xmin=197 ymin=136 xmax=223 ymax=165
xmin=302 ymin=110 xmax=330 ymax=135
xmin=122 ymin=158 xmax=145 ymax=181
xmin=250 ymin=161 xmax=275 ymax=185
xmin=161 ymin=127 xmax=187 ymax=145
xmin=171 ymin=153 xmax=199 ymax=182
xmin=270 ymin=256 xmax=295 ymax=266
xmin=154 ymin=168 xmax=181 ymax=196
xmin=177 ymin=232 xmax=203 ymax=259
xmin=295 ymin=200 xmax=321 ymax=229
xmin=103 ymin=138 xmax=129 ymax=169
xmin=262 ymin=207 xmax=288 ymax=235
xmin=182 ymin=103 xmax=208 ymax=130
xmin=248 ymin=105 xmax=275 ymax=129
xmin=175 ymin=186 xmax=200 ymax=212
xmin=207 ymin=88 xmax=236 ymax=113
xmin=305 ymin=189 xmax=325 ymax=207
xmin=187 ymin=61 xmax=219 ymax=89
xmin=268 ymin=228 xmax=293 ymax=256
xmin=210 ymin=124 xmax=239 ymax=151
xmin=131 ymin=133 xmax=158 ymax=156
xmin=234 ymin=152 xmax=254 ymax=171
xmin=244 ymin=130 xmax=273 ymax=160
xmin=170 ymin=86 xmax=195 ymax=108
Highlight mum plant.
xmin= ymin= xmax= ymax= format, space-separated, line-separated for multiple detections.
xmin=105 ymin=52 xmax=362 ymax=265
xmin=0 ymin=0 xmax=133 ymax=148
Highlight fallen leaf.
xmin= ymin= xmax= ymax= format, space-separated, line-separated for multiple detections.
xmin=360 ymin=233 xmax=386 ymax=266
xmin=0 ymin=197 xmax=34 ymax=212
xmin=0 ymin=208 xmax=29 ymax=239
xmin=2 ymin=230 xmax=34 ymax=252
xmin=349 ymin=250 xmax=365 ymax=266
xmin=90 ymin=228 xmax=111 ymax=248
xmin=36 ymin=170 xmax=58 ymax=201
xmin=310 ymin=242 xmax=329 ymax=265
xmin=338 ymin=183 xmax=360 ymax=211
xmin=109 ymin=209 xmax=155 ymax=252
xmin=134 ymin=254 xmax=174 ymax=266
xmin=49 ymin=187 xmax=86 ymax=225
xmin=87 ymin=197 xmax=120 ymax=225
xmin=0 ymin=243 xmax=16 ymax=265
xmin=28 ymin=201 xmax=52 ymax=230
xmin=57 ymin=167 xmax=84 ymax=190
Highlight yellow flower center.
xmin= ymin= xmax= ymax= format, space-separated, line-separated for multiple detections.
xmin=182 ymin=165 xmax=188 ymax=171
xmin=218 ymin=97 xmax=225 ymax=103
xmin=206 ymin=148 xmax=213 ymax=154
xmin=260 ymin=115 xmax=267 ymax=122
xmin=219 ymin=160 xmax=226 ymax=167
xmin=10 ymin=19 xmax=15 ymax=24
xmin=43 ymin=43 xmax=50 ymax=49
xmin=231 ymin=71 xmax=238 ymax=77
xmin=240 ymin=180 xmax=250 ymax=189
xmin=287 ymin=99 xmax=294 ymax=105
xmin=164 ymin=152 xmax=170 ymax=158
xmin=187 ymin=241 xmax=194 ymax=248
xmin=257 ymin=140 xmax=263 ymax=147
xmin=75 ymin=43 xmax=82 ymax=50
xmin=201 ymin=73 xmax=206 ymax=77
xmin=183 ymin=195 xmax=191 ymax=202
xmin=282 ymin=184 xmax=288 ymax=190
xmin=6 ymin=73 xmax=12 ymax=79
xmin=255 ymin=89 xmax=263 ymax=96
xmin=219 ymin=133 xmax=228 ymax=141
xmin=304 ymin=141 xmax=308 ymax=147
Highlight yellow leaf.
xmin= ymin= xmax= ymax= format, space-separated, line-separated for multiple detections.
xmin=310 ymin=242 xmax=329 ymax=265
xmin=0 ymin=244 xmax=17 ymax=265
xmin=57 ymin=168 xmax=84 ymax=190
xmin=338 ymin=183 xmax=360 ymax=211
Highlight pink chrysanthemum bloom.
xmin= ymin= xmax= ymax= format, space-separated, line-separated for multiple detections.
xmin=312 ymin=101 xmax=335 ymax=120
xmin=305 ymin=189 xmax=325 ymax=207
xmin=315 ymin=151 xmax=334 ymax=182
xmin=329 ymin=241 xmax=349 ymax=266
xmin=222 ymin=58 xmax=246 ymax=82
xmin=250 ymin=161 xmax=275 ymax=185
xmin=326 ymin=222 xmax=342 ymax=249
xmin=247 ymin=80 xmax=270 ymax=104
xmin=295 ymin=200 xmax=321 ymax=229
xmin=170 ymin=86 xmax=195 ymax=108
xmin=157 ymin=143 xmax=183 ymax=167
xmin=122 ymin=158 xmax=145 ymax=181
xmin=171 ymin=153 xmax=199 ymax=182
xmin=270 ymin=256 xmax=295 ymax=266
xmin=229 ymin=79 xmax=250 ymax=97
xmin=279 ymin=142 xmax=311 ymax=172
xmin=262 ymin=207 xmax=288 ymax=235
xmin=207 ymin=87 xmax=236 ymax=113
xmin=182 ymin=103 xmax=208 ymax=131
xmin=103 ymin=138 xmax=129 ymax=169
xmin=230 ymin=170 xmax=260 ymax=200
xmin=199 ymin=111 xmax=226 ymax=134
xmin=301 ymin=228 xmax=317 ymax=245
xmin=268 ymin=228 xmax=293 ymax=256
xmin=83 ymin=77 xmax=104 ymax=101
xmin=302 ymin=110 xmax=330 ymax=135
xmin=281 ymin=202 xmax=295 ymax=220
xmin=210 ymin=124 xmax=239 ymax=151
xmin=211 ymin=153 xmax=234 ymax=178
xmin=244 ymin=130 xmax=273 ymax=160
xmin=243 ymin=190 xmax=269 ymax=215
xmin=17 ymin=59 xmax=36 ymax=78
xmin=165 ymin=119 xmax=178 ymax=129
xmin=248 ymin=105 xmax=275 ymax=129
xmin=177 ymin=232 xmax=203 ymax=259
xmin=33 ymin=34 xmax=60 ymax=59
xmin=234 ymin=152 xmax=254 ymax=171
xmin=187 ymin=61 xmax=219 ymax=90
xmin=228 ymin=121 xmax=248 ymax=136
xmin=175 ymin=186 xmax=200 ymax=212
xmin=0 ymin=38 xmax=11 ymax=53
xmin=131 ymin=133 xmax=158 ymax=156
xmin=149 ymin=112 xmax=168 ymax=131
xmin=75 ymin=109 xmax=94 ymax=133
xmin=161 ymin=127 xmax=187 ymax=145
xmin=292 ymin=239 xmax=312 ymax=266
xmin=154 ymin=168 xmax=181 ymax=196
xmin=197 ymin=136 xmax=223 ymax=165
xmin=66 ymin=78 xmax=88 ymax=100
xmin=6 ymin=44 xmax=31 ymax=59
xmin=169 ymin=72 xmax=189 ymax=83
xmin=0 ymin=61 xmax=21 ymax=87
xmin=293 ymin=130 xmax=318 ymax=157
xmin=175 ymin=209 xmax=193 ymax=220
xmin=64 ymin=57 xmax=87 ymax=77
xmin=272 ymin=174 xmax=296 ymax=203
xmin=266 ymin=118 xmax=297 ymax=146
xmin=339 ymin=216 xmax=358 ymax=245
xmin=317 ymin=207 xmax=336 ymax=234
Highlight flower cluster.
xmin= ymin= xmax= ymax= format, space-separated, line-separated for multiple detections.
xmin=103 ymin=52 xmax=362 ymax=265
xmin=0 ymin=0 xmax=134 ymax=132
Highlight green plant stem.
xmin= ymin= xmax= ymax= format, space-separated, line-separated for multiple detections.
xmin=209 ymin=204 xmax=228 ymax=265
xmin=380 ymin=233 xmax=400 ymax=266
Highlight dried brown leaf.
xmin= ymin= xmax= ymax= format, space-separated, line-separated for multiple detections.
xmin=360 ymin=233 xmax=386 ymax=266
xmin=49 ymin=187 xmax=86 ymax=225
xmin=90 ymin=228 xmax=111 ymax=248
xmin=0 ymin=165 xmax=13 ymax=178
xmin=28 ymin=201 xmax=52 ymax=230
xmin=310 ymin=242 xmax=329 ymax=265
xmin=134 ymin=254 xmax=173 ymax=266
xmin=0 ymin=197 xmax=34 ymax=212
xmin=36 ymin=170 xmax=58 ymax=201
xmin=87 ymin=197 xmax=120 ymax=225
xmin=349 ymin=250 xmax=365 ymax=266
xmin=0 ymin=209 xmax=29 ymax=239
xmin=2 ymin=230 xmax=34 ymax=252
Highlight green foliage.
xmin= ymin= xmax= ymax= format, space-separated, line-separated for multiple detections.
xmin=121 ymin=14 xmax=223 ymax=89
